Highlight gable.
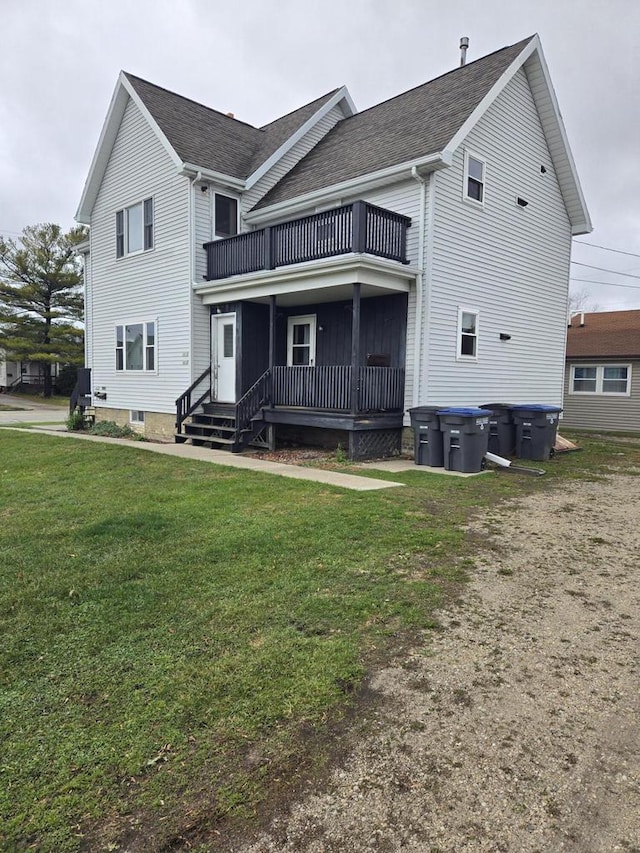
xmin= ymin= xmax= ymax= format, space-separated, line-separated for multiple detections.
xmin=249 ymin=35 xmax=590 ymax=237
xmin=76 ymin=74 xmax=354 ymax=225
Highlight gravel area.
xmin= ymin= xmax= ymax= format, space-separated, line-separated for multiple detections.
xmin=235 ymin=474 xmax=640 ymax=853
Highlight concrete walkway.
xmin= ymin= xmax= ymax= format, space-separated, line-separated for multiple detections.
xmin=2 ymin=425 xmax=405 ymax=492
xmin=0 ymin=394 xmax=68 ymax=426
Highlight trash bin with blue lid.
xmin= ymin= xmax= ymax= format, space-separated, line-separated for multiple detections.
xmin=408 ymin=406 xmax=444 ymax=467
xmin=437 ymin=407 xmax=492 ymax=473
xmin=482 ymin=402 xmax=516 ymax=457
xmin=511 ymin=404 xmax=562 ymax=460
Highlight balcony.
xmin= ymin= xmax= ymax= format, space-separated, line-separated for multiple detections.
xmin=203 ymin=200 xmax=411 ymax=282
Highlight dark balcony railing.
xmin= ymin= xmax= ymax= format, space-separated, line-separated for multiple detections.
xmin=271 ymin=365 xmax=404 ymax=412
xmin=204 ymin=201 xmax=411 ymax=281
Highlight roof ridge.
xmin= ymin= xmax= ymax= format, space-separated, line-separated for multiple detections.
xmin=345 ymin=35 xmax=535 ymax=122
xmin=122 ymin=71 xmax=261 ymax=133
xmin=258 ymin=88 xmax=342 ymax=132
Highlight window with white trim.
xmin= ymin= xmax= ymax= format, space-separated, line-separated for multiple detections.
xmin=130 ymin=410 xmax=145 ymax=424
xmin=115 ymin=321 xmax=156 ymax=372
xmin=464 ymin=153 xmax=485 ymax=204
xmin=570 ymin=364 xmax=631 ymax=395
xmin=457 ymin=308 xmax=479 ymax=360
xmin=116 ymin=198 xmax=153 ymax=257
xmin=214 ymin=194 xmax=238 ymax=238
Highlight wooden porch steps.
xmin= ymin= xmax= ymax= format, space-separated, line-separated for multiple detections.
xmin=175 ymin=402 xmax=269 ymax=452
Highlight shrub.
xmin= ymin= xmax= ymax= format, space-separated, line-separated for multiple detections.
xmin=87 ymin=421 xmax=144 ymax=440
xmin=66 ymin=408 xmax=86 ymax=431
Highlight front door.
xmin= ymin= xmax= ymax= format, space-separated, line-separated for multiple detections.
xmin=287 ymin=314 xmax=317 ymax=366
xmin=212 ymin=313 xmax=236 ymax=402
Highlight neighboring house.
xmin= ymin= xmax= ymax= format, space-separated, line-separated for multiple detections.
xmin=0 ymin=352 xmax=56 ymax=392
xmin=564 ymin=311 xmax=640 ymax=432
xmin=75 ymin=34 xmax=591 ymax=458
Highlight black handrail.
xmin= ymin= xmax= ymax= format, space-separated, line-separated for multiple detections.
xmin=175 ymin=365 xmax=212 ymax=434
xmin=235 ymin=369 xmax=271 ymax=434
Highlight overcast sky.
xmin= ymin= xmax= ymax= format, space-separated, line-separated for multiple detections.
xmin=2 ymin=0 xmax=639 ymax=310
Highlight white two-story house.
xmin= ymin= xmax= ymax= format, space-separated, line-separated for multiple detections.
xmin=75 ymin=34 xmax=591 ymax=458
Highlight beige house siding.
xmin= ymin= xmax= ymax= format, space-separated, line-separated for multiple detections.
xmin=563 ymin=360 xmax=640 ymax=431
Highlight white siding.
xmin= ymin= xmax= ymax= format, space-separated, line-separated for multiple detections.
xmin=563 ymin=361 xmax=640 ymax=431
xmin=242 ymin=104 xmax=346 ymax=214
xmin=192 ymin=186 xmax=212 ymax=378
xmin=358 ymin=179 xmax=423 ymax=412
xmin=89 ymin=97 xmax=191 ymax=414
xmin=423 ymin=67 xmax=572 ymax=407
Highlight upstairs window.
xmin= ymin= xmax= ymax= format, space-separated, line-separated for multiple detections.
xmin=116 ymin=198 xmax=153 ymax=257
xmin=570 ymin=364 xmax=631 ymax=395
xmin=457 ymin=308 xmax=479 ymax=360
xmin=465 ymin=153 xmax=485 ymax=204
xmin=115 ymin=321 xmax=156 ymax=372
xmin=215 ymin=194 xmax=238 ymax=238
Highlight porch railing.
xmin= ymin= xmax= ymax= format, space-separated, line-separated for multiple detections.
xmin=204 ymin=201 xmax=411 ymax=281
xmin=271 ymin=365 xmax=404 ymax=412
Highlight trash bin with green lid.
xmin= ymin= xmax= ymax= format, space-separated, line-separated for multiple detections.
xmin=511 ymin=404 xmax=562 ymax=461
xmin=437 ymin=407 xmax=492 ymax=473
xmin=408 ymin=406 xmax=444 ymax=467
xmin=482 ymin=402 xmax=516 ymax=457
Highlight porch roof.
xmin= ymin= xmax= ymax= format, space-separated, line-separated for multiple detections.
xmin=194 ymin=254 xmax=417 ymax=307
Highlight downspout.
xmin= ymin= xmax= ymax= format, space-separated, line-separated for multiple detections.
xmin=411 ymin=167 xmax=428 ymax=407
xmin=188 ymin=170 xmax=202 ymax=382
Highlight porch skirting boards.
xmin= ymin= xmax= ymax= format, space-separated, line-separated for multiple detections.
xmin=263 ymin=409 xmax=403 ymax=460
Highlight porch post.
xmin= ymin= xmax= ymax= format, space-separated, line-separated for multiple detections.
xmin=269 ymin=295 xmax=276 ymax=407
xmin=351 ymin=282 xmax=361 ymax=414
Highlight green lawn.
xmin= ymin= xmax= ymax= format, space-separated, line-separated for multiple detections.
xmin=1 ymin=430 xmax=638 ymax=851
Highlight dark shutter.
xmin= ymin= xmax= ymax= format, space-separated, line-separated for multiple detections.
xmin=144 ymin=198 xmax=153 ymax=250
xmin=116 ymin=210 xmax=124 ymax=257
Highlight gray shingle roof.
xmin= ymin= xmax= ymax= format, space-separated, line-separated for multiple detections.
xmin=254 ymin=37 xmax=533 ymax=209
xmin=124 ymin=74 xmax=339 ymax=179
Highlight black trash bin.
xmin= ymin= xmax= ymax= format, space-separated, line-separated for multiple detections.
xmin=511 ymin=404 xmax=562 ymax=461
xmin=437 ymin=407 xmax=492 ymax=473
xmin=482 ymin=402 xmax=516 ymax=457
xmin=408 ymin=406 xmax=444 ymax=467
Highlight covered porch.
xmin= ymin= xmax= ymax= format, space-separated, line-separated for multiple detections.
xmin=182 ymin=241 xmax=416 ymax=458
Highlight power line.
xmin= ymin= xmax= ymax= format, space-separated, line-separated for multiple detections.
xmin=571 ymin=276 xmax=640 ymax=291
xmin=571 ymin=262 xmax=640 ymax=280
xmin=574 ymin=240 xmax=640 ymax=259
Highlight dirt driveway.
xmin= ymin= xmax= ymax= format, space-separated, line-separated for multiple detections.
xmin=235 ymin=474 xmax=640 ymax=852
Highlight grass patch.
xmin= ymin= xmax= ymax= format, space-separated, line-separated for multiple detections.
xmin=0 ymin=404 xmax=25 ymax=411
xmin=1 ymin=430 xmax=639 ymax=851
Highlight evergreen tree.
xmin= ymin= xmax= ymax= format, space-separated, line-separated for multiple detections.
xmin=0 ymin=223 xmax=87 ymax=397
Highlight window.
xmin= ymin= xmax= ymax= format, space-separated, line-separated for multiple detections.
xmin=130 ymin=410 xmax=145 ymax=424
xmin=570 ymin=364 xmax=631 ymax=395
xmin=287 ymin=315 xmax=317 ymax=366
xmin=465 ymin=153 xmax=485 ymax=204
xmin=214 ymin=194 xmax=238 ymax=238
xmin=115 ymin=321 xmax=156 ymax=372
xmin=457 ymin=308 xmax=479 ymax=360
xmin=116 ymin=198 xmax=153 ymax=257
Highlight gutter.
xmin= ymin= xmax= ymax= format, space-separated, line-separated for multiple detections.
xmin=179 ymin=163 xmax=245 ymax=192
xmin=187 ymin=170 xmax=202 ymax=379
xmin=244 ymin=151 xmax=451 ymax=225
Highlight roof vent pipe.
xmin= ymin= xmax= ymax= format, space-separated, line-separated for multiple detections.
xmin=460 ymin=37 xmax=469 ymax=66
xmin=580 ymin=312 xmax=585 ymax=327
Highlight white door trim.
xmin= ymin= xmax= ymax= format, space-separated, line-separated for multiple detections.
xmin=287 ymin=314 xmax=317 ymax=366
xmin=212 ymin=312 xmax=237 ymax=402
